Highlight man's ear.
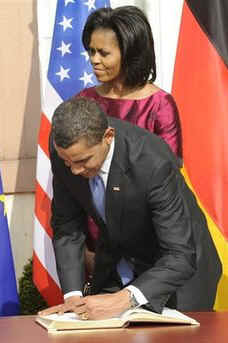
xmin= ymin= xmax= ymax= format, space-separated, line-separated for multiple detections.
xmin=103 ymin=127 xmax=115 ymax=145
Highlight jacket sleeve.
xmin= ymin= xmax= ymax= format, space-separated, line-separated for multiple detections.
xmin=131 ymin=161 xmax=197 ymax=313
xmin=50 ymin=161 xmax=87 ymax=295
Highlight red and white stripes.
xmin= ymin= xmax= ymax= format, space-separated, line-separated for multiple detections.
xmin=33 ymin=80 xmax=63 ymax=305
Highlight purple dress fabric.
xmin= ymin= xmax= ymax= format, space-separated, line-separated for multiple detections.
xmin=77 ymin=86 xmax=182 ymax=242
xmin=77 ymin=86 xmax=182 ymax=157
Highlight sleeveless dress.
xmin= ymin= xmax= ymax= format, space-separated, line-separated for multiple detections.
xmin=76 ymin=86 xmax=182 ymax=242
xmin=77 ymin=86 xmax=182 ymax=157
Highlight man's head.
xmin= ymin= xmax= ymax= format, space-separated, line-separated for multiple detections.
xmin=52 ymin=97 xmax=114 ymax=178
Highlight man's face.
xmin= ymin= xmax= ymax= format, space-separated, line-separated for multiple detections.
xmin=55 ymin=128 xmax=114 ymax=178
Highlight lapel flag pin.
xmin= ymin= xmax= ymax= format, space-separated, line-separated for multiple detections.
xmin=113 ymin=186 xmax=120 ymax=191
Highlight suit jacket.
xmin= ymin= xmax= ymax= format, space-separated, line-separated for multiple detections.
xmin=49 ymin=117 xmax=221 ymax=313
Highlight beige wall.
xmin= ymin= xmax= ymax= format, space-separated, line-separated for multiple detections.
xmin=0 ymin=0 xmax=41 ymax=282
xmin=0 ymin=0 xmax=41 ymax=193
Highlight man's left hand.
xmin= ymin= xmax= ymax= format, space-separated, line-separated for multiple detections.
xmin=38 ymin=295 xmax=85 ymax=317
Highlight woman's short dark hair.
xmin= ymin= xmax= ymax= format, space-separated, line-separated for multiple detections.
xmin=82 ymin=6 xmax=156 ymax=87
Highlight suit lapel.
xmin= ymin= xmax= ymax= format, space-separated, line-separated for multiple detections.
xmin=105 ymin=129 xmax=129 ymax=245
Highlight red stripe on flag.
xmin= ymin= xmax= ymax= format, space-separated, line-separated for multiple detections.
xmin=33 ymin=252 xmax=63 ymax=306
xmin=172 ymin=3 xmax=228 ymax=240
xmin=38 ymin=113 xmax=51 ymax=158
xmin=35 ymin=181 xmax=53 ymax=239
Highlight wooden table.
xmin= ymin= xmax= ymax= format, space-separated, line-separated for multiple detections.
xmin=0 ymin=312 xmax=228 ymax=343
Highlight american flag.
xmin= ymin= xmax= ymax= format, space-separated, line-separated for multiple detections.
xmin=34 ymin=0 xmax=110 ymax=306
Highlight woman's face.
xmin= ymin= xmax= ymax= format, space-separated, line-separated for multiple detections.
xmin=88 ymin=29 xmax=122 ymax=83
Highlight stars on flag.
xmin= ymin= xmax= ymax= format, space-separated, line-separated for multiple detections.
xmin=57 ymin=41 xmax=72 ymax=57
xmin=65 ymin=0 xmax=75 ymax=6
xmin=48 ymin=0 xmax=110 ymax=100
xmin=58 ymin=16 xmax=73 ymax=32
xmin=79 ymin=71 xmax=94 ymax=87
xmin=0 ymin=194 xmax=6 ymax=216
xmin=56 ymin=66 xmax=71 ymax=81
xmin=81 ymin=50 xmax=90 ymax=61
xmin=84 ymin=0 xmax=96 ymax=11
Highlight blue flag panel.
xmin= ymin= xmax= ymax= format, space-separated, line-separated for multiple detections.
xmin=0 ymin=172 xmax=19 ymax=316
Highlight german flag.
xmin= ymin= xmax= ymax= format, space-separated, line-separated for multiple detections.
xmin=172 ymin=0 xmax=228 ymax=310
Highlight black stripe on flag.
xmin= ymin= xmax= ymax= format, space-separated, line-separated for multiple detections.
xmin=186 ymin=0 xmax=228 ymax=67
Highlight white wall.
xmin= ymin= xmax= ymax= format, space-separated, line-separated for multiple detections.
xmin=6 ymin=193 xmax=34 ymax=284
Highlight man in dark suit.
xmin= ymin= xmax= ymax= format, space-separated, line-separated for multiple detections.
xmin=40 ymin=97 xmax=221 ymax=320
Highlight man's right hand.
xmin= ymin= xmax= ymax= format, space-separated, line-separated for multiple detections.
xmin=38 ymin=296 xmax=86 ymax=317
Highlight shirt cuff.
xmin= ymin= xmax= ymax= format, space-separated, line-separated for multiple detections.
xmin=126 ymin=285 xmax=148 ymax=307
xmin=63 ymin=291 xmax=83 ymax=299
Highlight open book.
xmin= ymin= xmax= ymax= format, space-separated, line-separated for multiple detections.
xmin=36 ymin=307 xmax=199 ymax=332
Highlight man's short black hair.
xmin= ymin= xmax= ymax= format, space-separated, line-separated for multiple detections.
xmin=82 ymin=5 xmax=156 ymax=87
xmin=52 ymin=97 xmax=108 ymax=148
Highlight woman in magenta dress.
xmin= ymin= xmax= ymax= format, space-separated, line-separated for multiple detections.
xmin=78 ymin=87 xmax=181 ymax=157
xmin=79 ymin=6 xmax=181 ymax=157
xmin=77 ymin=6 xmax=182 ymax=274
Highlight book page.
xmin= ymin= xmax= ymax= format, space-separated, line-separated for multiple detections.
xmin=41 ymin=312 xmax=122 ymax=322
xmin=120 ymin=307 xmax=199 ymax=325
xmin=162 ymin=308 xmax=198 ymax=323
xmin=36 ymin=313 xmax=125 ymax=331
xmin=43 ymin=312 xmax=80 ymax=322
